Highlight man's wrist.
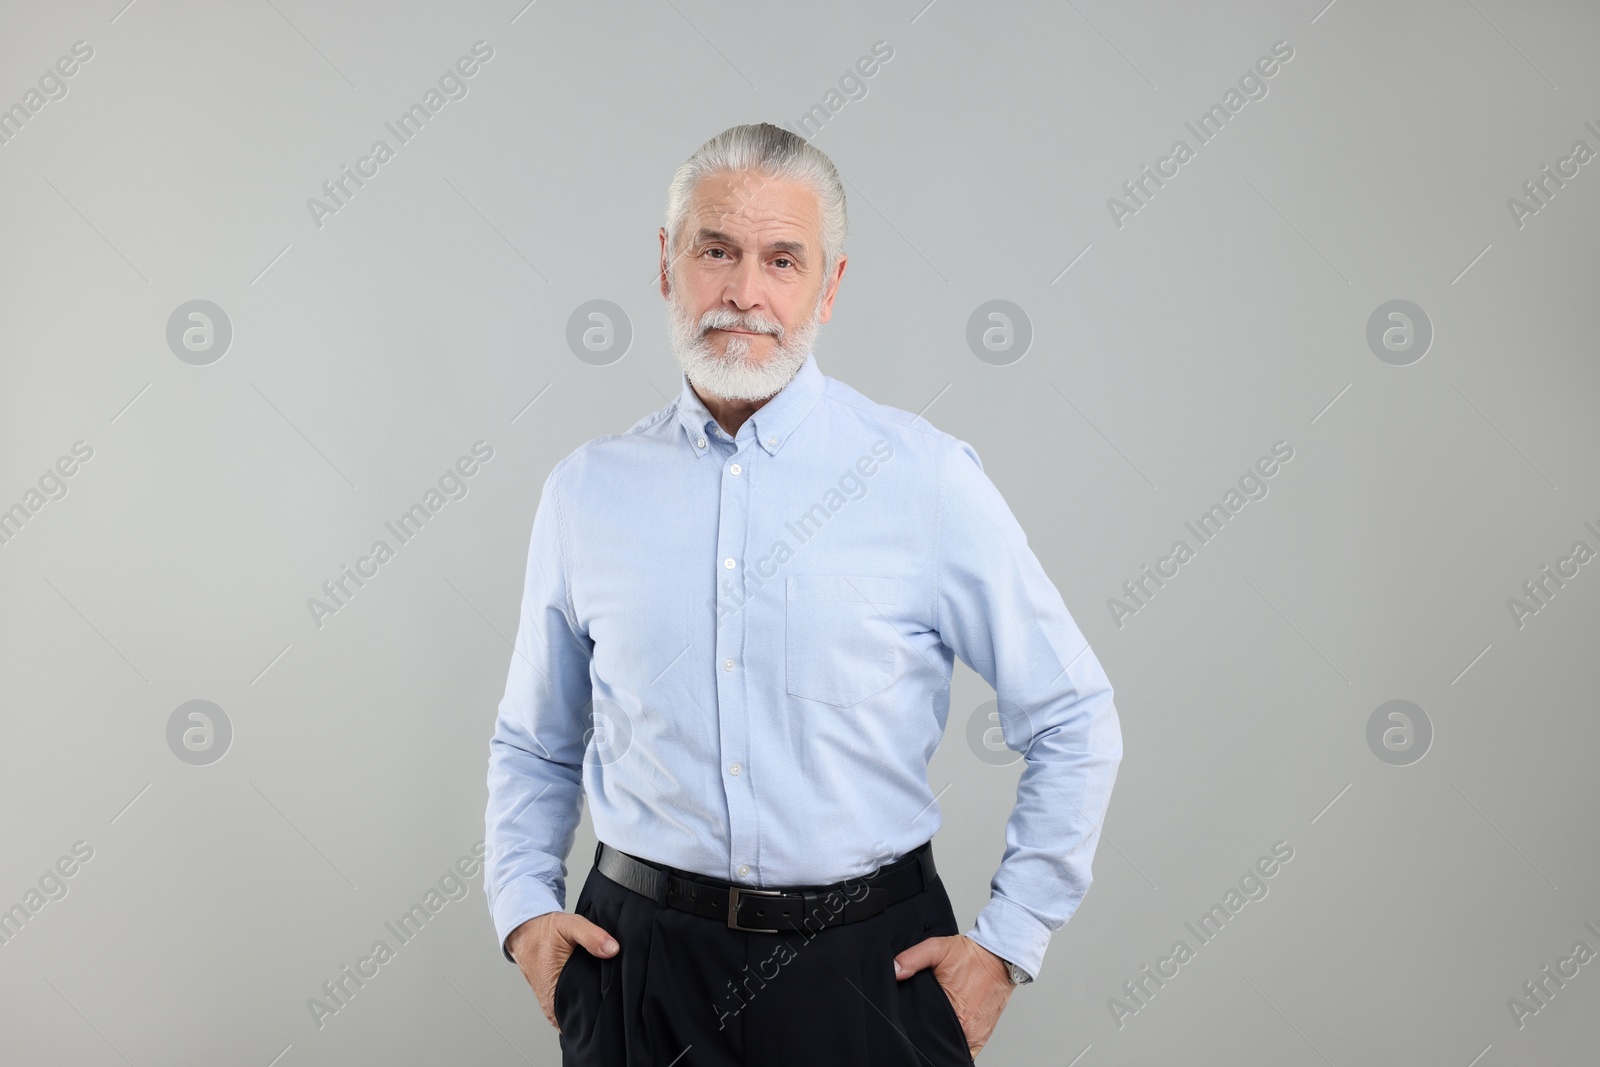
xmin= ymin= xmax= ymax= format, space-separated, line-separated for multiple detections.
xmin=969 ymin=935 xmax=1033 ymax=985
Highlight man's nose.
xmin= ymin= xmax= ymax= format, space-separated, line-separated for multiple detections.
xmin=722 ymin=259 xmax=764 ymax=312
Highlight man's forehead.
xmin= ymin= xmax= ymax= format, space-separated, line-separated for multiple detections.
xmin=687 ymin=173 xmax=818 ymax=234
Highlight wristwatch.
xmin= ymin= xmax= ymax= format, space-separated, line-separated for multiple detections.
xmin=1003 ymin=958 xmax=1033 ymax=985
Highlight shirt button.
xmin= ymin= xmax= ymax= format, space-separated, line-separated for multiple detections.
xmin=696 ymin=437 xmax=707 ymax=448
xmin=729 ymin=762 xmax=741 ymax=776
xmin=723 ymin=659 xmax=734 ymax=671
xmin=767 ymin=437 xmax=777 ymax=447
xmin=729 ymin=463 xmax=742 ymax=476
xmin=723 ymin=557 xmax=736 ymax=570
xmin=737 ymin=864 xmax=750 ymax=877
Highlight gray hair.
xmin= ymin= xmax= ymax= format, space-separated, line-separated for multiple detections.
xmin=664 ymin=122 xmax=848 ymax=278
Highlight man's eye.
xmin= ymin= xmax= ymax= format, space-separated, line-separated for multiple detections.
xmin=705 ymin=248 xmax=728 ymax=259
xmin=773 ymin=257 xmax=793 ymax=269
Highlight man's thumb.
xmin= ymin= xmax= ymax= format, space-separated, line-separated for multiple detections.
xmin=571 ymin=915 xmax=619 ymax=957
xmin=893 ymin=936 xmax=946 ymax=980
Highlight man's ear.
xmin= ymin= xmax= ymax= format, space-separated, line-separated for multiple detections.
xmin=658 ymin=227 xmax=672 ymax=299
xmin=817 ymin=254 xmax=848 ymax=324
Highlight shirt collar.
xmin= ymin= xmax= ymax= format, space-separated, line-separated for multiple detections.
xmin=675 ymin=350 xmax=826 ymax=458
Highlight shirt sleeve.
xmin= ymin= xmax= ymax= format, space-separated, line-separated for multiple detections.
xmin=484 ymin=458 xmax=595 ymax=964
xmin=934 ymin=435 xmax=1123 ymax=982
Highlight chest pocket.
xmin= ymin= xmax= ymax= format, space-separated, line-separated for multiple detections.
xmin=785 ymin=575 xmax=900 ymax=707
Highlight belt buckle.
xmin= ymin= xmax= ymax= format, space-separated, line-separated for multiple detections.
xmin=727 ymin=886 xmax=783 ymax=932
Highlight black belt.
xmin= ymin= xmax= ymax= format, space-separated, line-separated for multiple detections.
xmin=593 ymin=840 xmax=938 ymax=933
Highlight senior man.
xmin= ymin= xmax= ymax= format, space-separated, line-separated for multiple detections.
xmin=485 ymin=122 xmax=1122 ymax=1065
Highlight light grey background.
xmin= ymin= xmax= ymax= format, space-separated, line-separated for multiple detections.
xmin=2 ymin=0 xmax=1597 ymax=1064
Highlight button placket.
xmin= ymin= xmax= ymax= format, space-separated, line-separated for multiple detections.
xmin=715 ymin=439 xmax=757 ymax=885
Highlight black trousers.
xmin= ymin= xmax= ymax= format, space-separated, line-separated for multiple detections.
xmin=553 ymin=846 xmax=977 ymax=1066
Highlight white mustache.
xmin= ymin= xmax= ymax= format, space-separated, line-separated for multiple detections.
xmin=700 ymin=312 xmax=781 ymax=338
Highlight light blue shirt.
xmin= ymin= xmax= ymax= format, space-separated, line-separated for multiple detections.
xmin=484 ymin=351 xmax=1122 ymax=980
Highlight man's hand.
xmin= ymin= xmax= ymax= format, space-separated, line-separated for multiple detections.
xmin=506 ymin=911 xmax=620 ymax=1033
xmin=894 ymin=934 xmax=1015 ymax=1059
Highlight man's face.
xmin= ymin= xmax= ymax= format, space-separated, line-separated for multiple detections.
xmin=660 ymin=171 xmax=846 ymax=401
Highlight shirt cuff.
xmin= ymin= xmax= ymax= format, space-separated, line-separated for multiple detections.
xmin=491 ymin=874 xmax=564 ymax=964
xmin=963 ymin=894 xmax=1051 ymax=982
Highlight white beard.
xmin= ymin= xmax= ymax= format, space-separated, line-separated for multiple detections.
xmin=665 ymin=280 xmax=822 ymax=402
